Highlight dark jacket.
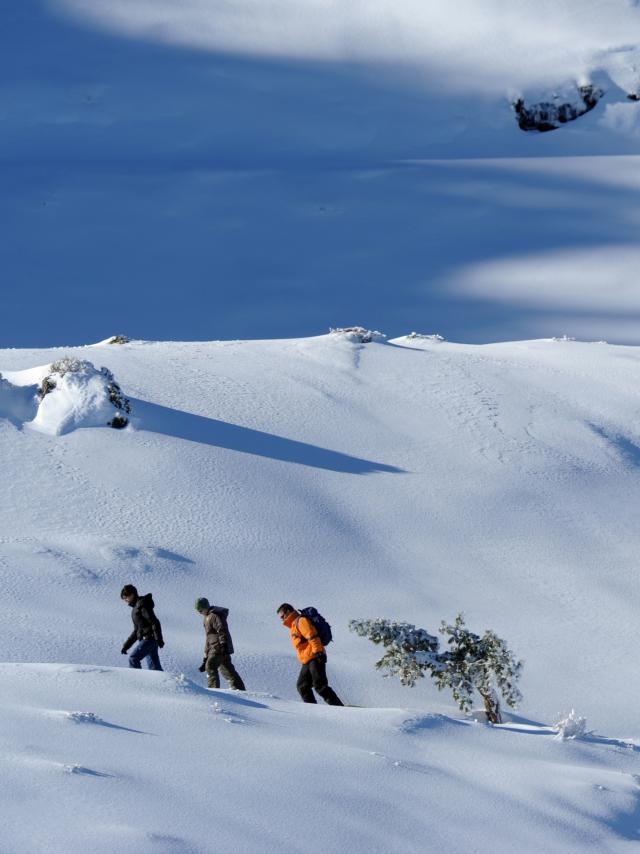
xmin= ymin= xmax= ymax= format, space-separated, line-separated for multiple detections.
xmin=203 ymin=606 xmax=234 ymax=657
xmin=123 ymin=593 xmax=163 ymax=651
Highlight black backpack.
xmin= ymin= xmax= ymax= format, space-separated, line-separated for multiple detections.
xmin=296 ymin=606 xmax=332 ymax=645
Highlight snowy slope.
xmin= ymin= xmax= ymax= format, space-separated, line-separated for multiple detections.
xmin=2 ymin=664 xmax=639 ymax=854
xmin=2 ymin=332 xmax=640 ymax=850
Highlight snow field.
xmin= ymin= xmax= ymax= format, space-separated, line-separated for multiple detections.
xmin=1 ymin=664 xmax=638 ymax=854
xmin=2 ymin=332 xmax=640 ymax=850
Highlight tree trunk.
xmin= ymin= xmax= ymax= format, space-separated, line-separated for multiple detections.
xmin=480 ymin=690 xmax=502 ymax=724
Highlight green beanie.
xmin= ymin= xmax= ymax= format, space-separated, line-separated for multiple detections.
xmin=195 ymin=597 xmax=210 ymax=612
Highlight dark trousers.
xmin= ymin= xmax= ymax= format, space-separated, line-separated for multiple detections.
xmin=297 ymin=657 xmax=343 ymax=706
xmin=129 ymin=639 xmax=163 ymax=671
xmin=206 ymin=651 xmax=246 ymax=690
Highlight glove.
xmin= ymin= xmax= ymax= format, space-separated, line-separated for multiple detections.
xmin=198 ymin=660 xmax=207 ymax=673
xmin=121 ymin=647 xmax=128 ymax=655
xmin=157 ymin=641 xmax=165 ymax=649
xmin=315 ymin=652 xmax=327 ymax=664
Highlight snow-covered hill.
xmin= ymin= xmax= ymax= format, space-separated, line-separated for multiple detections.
xmin=2 ymin=332 xmax=640 ymax=850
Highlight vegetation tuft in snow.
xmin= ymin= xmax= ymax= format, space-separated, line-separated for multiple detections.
xmin=329 ymin=327 xmax=386 ymax=343
xmin=554 ymin=710 xmax=590 ymax=740
xmin=512 ymin=84 xmax=605 ymax=132
xmin=106 ymin=335 xmax=130 ymax=345
xmin=350 ymin=613 xmax=523 ymax=723
xmin=38 ymin=357 xmax=89 ymax=399
xmin=405 ymin=332 xmax=445 ymax=342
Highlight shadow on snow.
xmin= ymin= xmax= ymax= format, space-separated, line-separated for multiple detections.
xmin=132 ymin=398 xmax=403 ymax=475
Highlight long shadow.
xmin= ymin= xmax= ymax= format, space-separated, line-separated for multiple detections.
xmin=175 ymin=676 xmax=270 ymax=709
xmin=79 ymin=717 xmax=151 ymax=735
xmin=132 ymin=398 xmax=402 ymax=475
xmin=588 ymin=423 xmax=640 ymax=469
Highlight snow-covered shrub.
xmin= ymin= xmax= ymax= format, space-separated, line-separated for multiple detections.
xmin=33 ymin=358 xmax=131 ymax=434
xmin=329 ymin=327 xmax=386 ymax=343
xmin=513 ymin=84 xmax=604 ymax=133
xmin=350 ymin=613 xmax=523 ymax=724
xmin=554 ymin=710 xmax=589 ymax=740
xmin=405 ymin=332 xmax=445 ymax=342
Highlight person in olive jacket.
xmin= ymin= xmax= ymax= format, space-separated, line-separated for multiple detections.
xmin=120 ymin=584 xmax=164 ymax=670
xmin=195 ymin=597 xmax=246 ymax=690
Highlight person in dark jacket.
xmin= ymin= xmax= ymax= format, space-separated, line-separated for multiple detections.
xmin=195 ymin=597 xmax=245 ymax=690
xmin=120 ymin=584 xmax=164 ymax=670
xmin=277 ymin=602 xmax=343 ymax=706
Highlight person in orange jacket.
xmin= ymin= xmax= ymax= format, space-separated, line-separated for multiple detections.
xmin=277 ymin=603 xmax=343 ymax=706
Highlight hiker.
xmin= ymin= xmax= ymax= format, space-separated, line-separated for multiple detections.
xmin=277 ymin=603 xmax=343 ymax=706
xmin=120 ymin=584 xmax=164 ymax=670
xmin=195 ymin=598 xmax=246 ymax=690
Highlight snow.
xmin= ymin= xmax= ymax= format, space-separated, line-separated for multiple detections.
xmin=2 ymin=664 xmax=639 ymax=854
xmin=6 ymin=4 xmax=640 ymax=347
xmin=51 ymin=0 xmax=640 ymax=95
xmin=6 ymin=1 xmax=640 ymax=848
xmin=2 ymin=333 xmax=640 ymax=850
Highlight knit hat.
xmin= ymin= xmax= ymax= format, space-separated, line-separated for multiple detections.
xmin=195 ymin=597 xmax=210 ymax=612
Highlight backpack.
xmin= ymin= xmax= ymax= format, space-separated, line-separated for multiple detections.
xmin=296 ymin=606 xmax=332 ymax=646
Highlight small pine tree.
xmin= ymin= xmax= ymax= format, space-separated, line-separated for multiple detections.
xmin=349 ymin=613 xmax=523 ymax=723
xmin=435 ymin=614 xmax=523 ymax=723
xmin=349 ymin=619 xmax=441 ymax=686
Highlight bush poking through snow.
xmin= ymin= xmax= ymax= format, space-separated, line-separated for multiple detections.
xmin=554 ymin=710 xmax=589 ymax=740
xmin=512 ymin=84 xmax=604 ymax=132
xmin=34 ymin=358 xmax=131 ymax=434
xmin=106 ymin=335 xmax=130 ymax=345
xmin=39 ymin=358 xmax=89 ymax=399
xmin=329 ymin=327 xmax=386 ymax=343
xmin=350 ymin=613 xmax=523 ymax=724
xmin=405 ymin=332 xmax=445 ymax=342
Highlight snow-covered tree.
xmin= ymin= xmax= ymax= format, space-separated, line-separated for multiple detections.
xmin=350 ymin=613 xmax=523 ymax=724
xmin=349 ymin=619 xmax=441 ymax=686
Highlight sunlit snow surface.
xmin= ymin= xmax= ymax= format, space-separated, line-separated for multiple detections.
xmin=2 ymin=664 xmax=639 ymax=854
xmin=1 ymin=333 xmax=640 ymax=850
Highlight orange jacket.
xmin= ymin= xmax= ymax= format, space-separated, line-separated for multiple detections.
xmin=283 ymin=611 xmax=325 ymax=664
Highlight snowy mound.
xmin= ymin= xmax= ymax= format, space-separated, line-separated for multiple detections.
xmin=2 ymin=358 xmax=131 ymax=435
xmin=34 ymin=358 xmax=131 ymax=434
